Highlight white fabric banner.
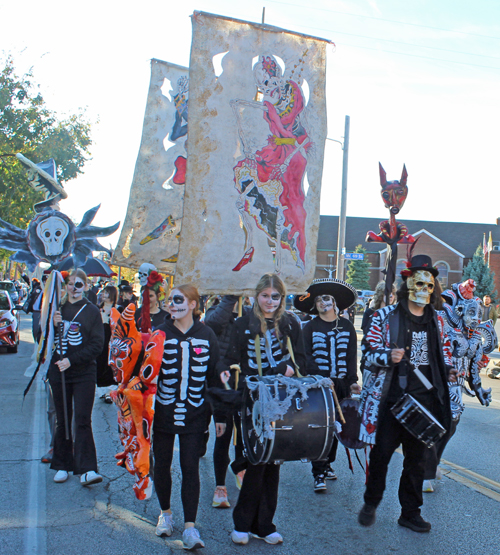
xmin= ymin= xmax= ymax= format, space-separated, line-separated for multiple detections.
xmin=175 ymin=12 xmax=329 ymax=294
xmin=113 ymin=59 xmax=189 ymax=273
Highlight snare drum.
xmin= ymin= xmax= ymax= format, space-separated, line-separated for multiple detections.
xmin=391 ymin=393 xmax=446 ymax=448
xmin=242 ymin=375 xmax=335 ymax=464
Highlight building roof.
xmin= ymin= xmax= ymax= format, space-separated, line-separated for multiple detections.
xmin=318 ymin=215 xmax=500 ymax=258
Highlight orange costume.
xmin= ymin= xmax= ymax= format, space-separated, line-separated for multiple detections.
xmin=108 ymin=304 xmax=165 ymax=500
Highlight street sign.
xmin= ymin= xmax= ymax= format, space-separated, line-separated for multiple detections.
xmin=345 ymin=253 xmax=364 ymax=260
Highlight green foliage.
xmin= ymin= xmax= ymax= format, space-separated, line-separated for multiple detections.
xmin=346 ymin=244 xmax=371 ymax=290
xmin=0 ymin=56 xmax=93 ymax=261
xmin=462 ymin=245 xmax=497 ymax=301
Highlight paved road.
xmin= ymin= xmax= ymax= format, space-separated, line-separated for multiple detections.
xmin=1 ymin=314 xmax=500 ymax=555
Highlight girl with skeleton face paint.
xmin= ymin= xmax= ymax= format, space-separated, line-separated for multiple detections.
xmin=225 ymin=274 xmax=307 ymax=545
xmin=48 ymin=269 xmax=105 ymax=487
xmin=152 ymin=283 xmax=226 ymax=549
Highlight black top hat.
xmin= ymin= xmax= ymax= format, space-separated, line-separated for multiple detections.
xmin=294 ymin=278 xmax=358 ymax=314
xmin=120 ymin=285 xmax=133 ymax=293
xmin=401 ymin=254 xmax=439 ymax=278
xmin=118 ymin=280 xmax=130 ymax=289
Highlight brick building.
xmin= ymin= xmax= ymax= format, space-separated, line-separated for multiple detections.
xmin=316 ymin=216 xmax=500 ymax=295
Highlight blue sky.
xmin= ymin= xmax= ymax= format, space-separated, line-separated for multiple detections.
xmin=3 ymin=0 xmax=500 ymax=247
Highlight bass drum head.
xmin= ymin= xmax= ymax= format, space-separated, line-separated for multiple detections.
xmin=335 ymin=397 xmax=365 ymax=450
xmin=242 ymin=385 xmax=273 ymax=465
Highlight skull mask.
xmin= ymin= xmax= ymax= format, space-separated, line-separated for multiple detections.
xmin=407 ymin=270 xmax=435 ymax=306
xmin=138 ymin=263 xmax=156 ymax=287
xmin=36 ymin=216 xmax=70 ymax=256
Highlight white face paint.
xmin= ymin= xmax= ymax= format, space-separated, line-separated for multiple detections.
xmin=138 ymin=263 xmax=156 ymax=287
xmin=167 ymin=289 xmax=190 ymax=320
xmin=67 ymin=276 xmax=85 ymax=302
xmin=315 ymin=294 xmax=335 ymax=315
xmin=257 ymin=287 xmax=282 ymax=318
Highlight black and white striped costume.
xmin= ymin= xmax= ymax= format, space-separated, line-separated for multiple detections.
xmin=155 ymin=317 xmax=224 ymax=434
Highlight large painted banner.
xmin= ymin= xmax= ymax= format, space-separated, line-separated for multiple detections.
xmin=113 ymin=59 xmax=189 ymax=273
xmin=175 ymin=12 xmax=329 ymax=294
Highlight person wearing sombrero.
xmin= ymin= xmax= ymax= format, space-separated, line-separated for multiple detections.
xmin=357 ymin=254 xmax=454 ymax=533
xmin=294 ymin=278 xmax=361 ymax=493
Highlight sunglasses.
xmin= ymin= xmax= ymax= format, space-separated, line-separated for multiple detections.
xmin=168 ymin=295 xmax=186 ymax=305
xmin=315 ymin=295 xmax=334 ymax=303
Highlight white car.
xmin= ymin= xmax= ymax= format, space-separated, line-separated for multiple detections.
xmin=0 ymin=290 xmax=20 ymax=353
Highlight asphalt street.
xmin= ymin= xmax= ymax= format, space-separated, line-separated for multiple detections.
xmin=1 ymin=314 xmax=500 ymax=555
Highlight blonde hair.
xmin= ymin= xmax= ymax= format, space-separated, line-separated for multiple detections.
xmin=69 ymin=268 xmax=88 ymax=284
xmin=174 ymin=284 xmax=201 ymax=318
xmin=371 ymin=280 xmax=397 ymax=310
xmin=253 ymin=273 xmax=287 ymax=336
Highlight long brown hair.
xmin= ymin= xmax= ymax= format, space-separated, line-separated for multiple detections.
xmin=174 ymin=284 xmax=201 ymax=318
xmin=253 ymin=273 xmax=287 ymax=336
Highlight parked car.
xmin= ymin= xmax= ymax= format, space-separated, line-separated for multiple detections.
xmin=0 ymin=281 xmax=19 ymax=304
xmin=0 ymin=290 xmax=20 ymax=353
xmin=356 ymin=290 xmax=375 ymax=312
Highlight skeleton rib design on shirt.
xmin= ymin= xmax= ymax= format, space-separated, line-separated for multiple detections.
xmin=247 ymin=328 xmax=290 ymax=371
xmin=156 ymin=337 xmax=210 ymax=426
xmin=311 ymin=329 xmax=351 ymax=378
xmin=56 ymin=321 xmax=83 ymax=355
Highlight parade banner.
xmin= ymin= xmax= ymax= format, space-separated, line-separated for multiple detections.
xmin=175 ymin=12 xmax=329 ymax=294
xmin=113 ymin=59 xmax=189 ymax=273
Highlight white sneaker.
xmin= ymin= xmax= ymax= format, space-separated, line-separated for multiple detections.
xmin=212 ymin=486 xmax=230 ymax=508
xmin=156 ymin=512 xmax=174 ymax=537
xmin=182 ymin=527 xmax=205 ymax=550
xmin=436 ymin=467 xmax=443 ymax=480
xmin=251 ymin=531 xmax=283 ymax=544
xmin=54 ymin=470 xmax=69 ymax=483
xmin=422 ymin=480 xmax=434 ymax=493
xmin=231 ymin=530 xmax=250 ymax=545
xmin=80 ymin=471 xmax=103 ymax=486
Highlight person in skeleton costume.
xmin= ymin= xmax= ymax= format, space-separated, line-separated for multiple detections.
xmin=153 ymin=284 xmax=226 ymax=550
xmin=294 ymin=279 xmax=360 ymax=492
xmin=225 ymin=273 xmax=306 ymax=546
xmin=358 ymin=255 xmax=454 ymax=533
xmin=49 ymin=269 xmax=104 ymax=486
xmin=422 ymin=278 xmax=495 ymax=492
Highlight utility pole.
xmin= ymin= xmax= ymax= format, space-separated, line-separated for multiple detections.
xmin=327 ymin=115 xmax=350 ymax=280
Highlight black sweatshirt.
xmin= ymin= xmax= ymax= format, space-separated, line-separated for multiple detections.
xmin=224 ymin=311 xmax=306 ymax=386
xmin=154 ymin=318 xmax=224 ymax=434
xmin=48 ymin=297 xmax=104 ymax=384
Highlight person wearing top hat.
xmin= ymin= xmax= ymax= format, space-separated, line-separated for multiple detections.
xmin=294 ymin=278 xmax=361 ymax=493
xmin=357 ymin=254 xmax=455 ymax=533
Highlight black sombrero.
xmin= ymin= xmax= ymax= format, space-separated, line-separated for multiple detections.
xmin=294 ymin=278 xmax=358 ymax=314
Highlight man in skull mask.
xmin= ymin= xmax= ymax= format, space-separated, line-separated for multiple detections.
xmin=357 ymin=254 xmax=454 ymax=533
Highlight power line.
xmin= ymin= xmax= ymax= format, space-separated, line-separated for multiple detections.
xmin=266 ymin=0 xmax=500 ymax=41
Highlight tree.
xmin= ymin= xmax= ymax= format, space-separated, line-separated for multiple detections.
xmin=0 ymin=56 xmax=93 ymax=263
xmin=462 ymin=245 xmax=497 ymax=301
xmin=346 ymin=245 xmax=372 ymax=290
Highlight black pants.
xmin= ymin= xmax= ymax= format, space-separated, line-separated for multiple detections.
xmin=311 ymin=436 xmax=338 ymax=477
xmin=153 ymin=430 xmax=205 ymax=523
xmin=233 ymin=463 xmax=280 ymax=537
xmin=364 ymin=408 xmax=426 ymax=518
xmin=50 ymin=379 xmax=98 ymax=474
xmin=423 ymin=418 xmax=459 ymax=480
xmin=213 ymin=412 xmax=243 ymax=486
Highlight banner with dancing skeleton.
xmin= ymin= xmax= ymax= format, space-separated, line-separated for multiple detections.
xmin=113 ymin=59 xmax=189 ymax=273
xmin=175 ymin=12 xmax=329 ymax=294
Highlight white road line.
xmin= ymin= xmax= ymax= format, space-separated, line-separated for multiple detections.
xmin=23 ymin=379 xmax=47 ymax=555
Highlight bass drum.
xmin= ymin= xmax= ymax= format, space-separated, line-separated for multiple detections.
xmin=242 ymin=375 xmax=335 ymax=465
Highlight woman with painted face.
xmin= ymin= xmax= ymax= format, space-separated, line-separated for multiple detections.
xmin=294 ymin=278 xmax=360 ymax=493
xmin=153 ymin=284 xmax=226 ymax=550
xmin=49 ymin=269 xmax=105 ymax=487
xmin=225 ymin=273 xmax=306 ymax=546
xmin=96 ymin=285 xmax=119 ymax=403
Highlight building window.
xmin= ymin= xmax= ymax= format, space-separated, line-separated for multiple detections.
xmin=395 ymin=259 xmax=407 ymax=287
xmin=435 ymin=261 xmax=449 ymax=287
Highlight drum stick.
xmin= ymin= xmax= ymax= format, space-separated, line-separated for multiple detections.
xmin=330 ymin=383 xmax=346 ymax=424
xmin=391 ymin=342 xmax=433 ymax=390
xmin=229 ymin=364 xmax=241 ymax=446
xmin=238 ymin=296 xmax=243 ymax=318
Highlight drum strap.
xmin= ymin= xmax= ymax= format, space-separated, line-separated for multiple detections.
xmin=286 ymin=336 xmax=303 ymax=378
xmin=255 ymin=334 xmax=263 ymax=377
